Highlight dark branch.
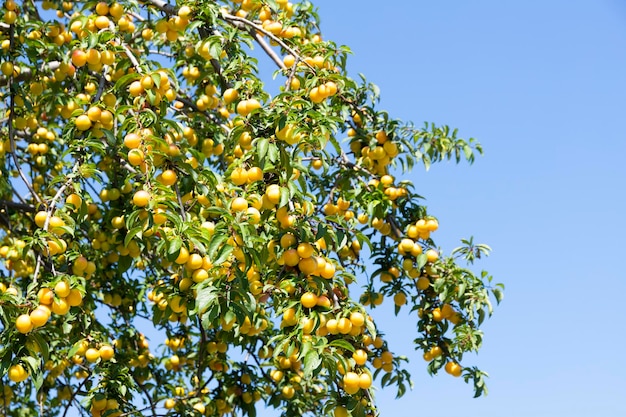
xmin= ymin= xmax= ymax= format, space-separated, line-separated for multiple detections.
xmin=0 ymin=199 xmax=36 ymax=213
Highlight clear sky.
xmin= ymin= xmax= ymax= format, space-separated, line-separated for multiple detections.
xmin=309 ymin=1 xmax=626 ymax=416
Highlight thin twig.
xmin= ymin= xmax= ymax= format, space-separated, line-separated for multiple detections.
xmin=196 ymin=315 xmax=208 ymax=390
xmin=148 ymin=49 xmax=176 ymax=58
xmin=38 ymin=390 xmax=44 ymax=416
xmin=122 ymin=44 xmax=142 ymax=71
xmin=8 ymin=181 xmax=28 ymax=206
xmin=32 ymin=161 xmax=81 ymax=284
xmin=132 ymin=375 xmax=158 ymax=417
xmin=6 ymin=25 xmax=42 ymax=206
xmin=339 ymin=151 xmax=376 ymax=179
xmin=385 ymin=214 xmax=403 ymax=240
xmin=221 ymin=12 xmax=314 ymax=71
xmin=285 ymin=56 xmax=300 ymax=91
xmin=249 ymin=347 xmax=279 ymax=388
xmin=26 ymin=0 xmax=42 ymax=21
xmin=172 ymin=94 xmax=231 ymax=134
xmin=198 ymin=26 xmax=231 ymax=92
xmin=117 ymin=405 xmax=161 ymax=417
xmin=129 ymin=11 xmax=146 ymax=22
xmin=61 ymin=375 xmax=90 ymax=417
xmin=248 ymin=28 xmax=286 ymax=69
xmin=173 ymin=183 xmax=187 ymax=219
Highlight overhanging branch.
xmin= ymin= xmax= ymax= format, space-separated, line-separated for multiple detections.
xmin=0 ymin=200 xmax=36 ymax=213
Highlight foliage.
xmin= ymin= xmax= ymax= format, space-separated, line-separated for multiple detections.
xmin=0 ymin=0 xmax=503 ymax=416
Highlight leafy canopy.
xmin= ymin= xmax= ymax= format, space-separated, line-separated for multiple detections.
xmin=0 ymin=0 xmax=503 ymax=416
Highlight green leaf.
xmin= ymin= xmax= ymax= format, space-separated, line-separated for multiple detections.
xmin=257 ymin=137 xmax=269 ymax=162
xmin=124 ymin=226 xmax=144 ymax=248
xmin=457 ymin=282 xmax=466 ymax=298
xmin=167 ymin=237 xmax=183 ymax=257
xmin=118 ymin=255 xmax=132 ymax=272
xmin=213 ymin=244 xmax=234 ymax=266
xmin=208 ymin=36 xmax=222 ymax=61
xmin=279 ymin=185 xmax=289 ymax=208
xmin=196 ymin=286 xmax=219 ymax=315
xmin=267 ymin=142 xmax=279 ymax=163
xmin=365 ymin=317 xmax=377 ymax=340
xmin=415 ymin=253 xmax=428 ymax=270
xmin=478 ymin=308 xmax=486 ymax=325
xmin=30 ymin=333 xmax=49 ymax=363
xmin=68 ymin=340 xmax=84 ymax=358
xmin=114 ymin=72 xmax=141 ymax=91
xmin=493 ymin=288 xmax=504 ymax=304
xmin=315 ymin=223 xmax=327 ymax=241
xmin=303 ymin=350 xmax=322 ymax=378
xmin=207 ymin=233 xmax=228 ymax=260
xmin=329 ymin=339 xmax=355 ymax=353
xmin=23 ymin=355 xmax=42 ymax=389
xmin=463 ymin=144 xmax=473 ymax=161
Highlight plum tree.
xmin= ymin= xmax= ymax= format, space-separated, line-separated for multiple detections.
xmin=0 ymin=0 xmax=503 ymax=416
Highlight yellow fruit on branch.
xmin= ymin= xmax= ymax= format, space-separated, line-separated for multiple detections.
xmin=231 ymin=197 xmax=249 ymax=212
xmin=99 ymin=345 xmax=114 ymax=361
xmin=75 ymin=114 xmax=92 ymax=131
xmin=236 ymin=98 xmax=261 ymax=116
xmin=445 ymin=361 xmax=463 ymax=377
xmin=343 ymin=372 xmax=360 ymax=395
xmin=300 ymin=292 xmax=318 ymax=308
xmin=85 ymin=347 xmax=100 ymax=363
xmin=358 ymin=372 xmax=372 ymax=389
xmin=8 ymin=364 xmax=28 ymax=383
xmin=334 ymin=406 xmax=349 ymax=417
xmin=30 ymin=306 xmax=51 ymax=327
xmin=54 ymin=280 xmax=70 ymax=298
xmin=132 ymin=190 xmax=151 ymax=207
xmin=37 ymin=287 xmax=54 ymax=305
xmin=426 ymin=249 xmax=439 ymax=263
xmin=15 ymin=314 xmax=33 ymax=334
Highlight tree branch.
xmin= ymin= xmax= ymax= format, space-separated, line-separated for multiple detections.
xmin=0 ymin=199 xmax=35 ymax=213
xmin=172 ymin=94 xmax=231 ymax=134
xmin=148 ymin=49 xmax=176 ymax=58
xmin=93 ymin=66 xmax=109 ymax=103
xmin=173 ymin=183 xmax=187 ymax=219
xmin=6 ymin=25 xmax=42 ymax=206
xmin=220 ymin=12 xmax=314 ymax=71
xmin=0 ymin=61 xmax=61 ymax=84
xmin=132 ymin=375 xmax=158 ymax=417
xmin=61 ymin=375 xmax=90 ymax=417
xmin=248 ymin=28 xmax=286 ymax=70
xmin=143 ymin=0 xmax=177 ymax=15
xmin=196 ymin=315 xmax=208 ymax=391
xmin=122 ymin=43 xmax=142 ymax=71
xmin=32 ymin=160 xmax=82 ymax=284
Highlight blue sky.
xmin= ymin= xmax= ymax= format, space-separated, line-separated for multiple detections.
xmin=310 ymin=1 xmax=626 ymax=416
